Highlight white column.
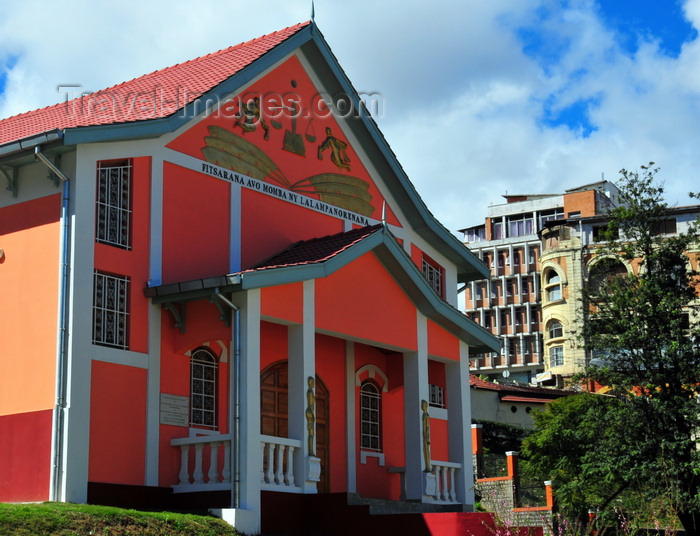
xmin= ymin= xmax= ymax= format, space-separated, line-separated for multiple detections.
xmin=228 ymin=289 xmax=262 ymax=528
xmin=345 ymin=341 xmax=357 ymax=493
xmin=288 ymin=280 xmax=318 ymax=492
xmin=403 ymin=311 xmax=430 ymax=501
xmin=446 ymin=341 xmax=474 ymax=507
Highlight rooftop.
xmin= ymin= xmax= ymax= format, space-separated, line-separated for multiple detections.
xmin=0 ymin=22 xmax=309 ymax=146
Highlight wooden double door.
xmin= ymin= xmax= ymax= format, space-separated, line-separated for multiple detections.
xmin=260 ymin=361 xmax=329 ymax=493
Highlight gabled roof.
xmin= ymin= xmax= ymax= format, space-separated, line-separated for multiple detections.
xmin=146 ymin=225 xmax=501 ymax=352
xmin=0 ymin=21 xmax=487 ymax=282
xmin=0 ymin=22 xmax=309 ymax=145
xmin=251 ymin=224 xmax=383 ymax=270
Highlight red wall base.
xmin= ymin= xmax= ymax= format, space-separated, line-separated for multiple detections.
xmin=0 ymin=409 xmax=52 ymax=502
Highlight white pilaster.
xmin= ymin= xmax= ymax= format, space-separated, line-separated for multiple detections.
xmin=403 ymin=311 xmax=430 ymax=501
xmin=446 ymin=341 xmax=474 ymax=507
xmin=288 ymin=280 xmax=318 ymax=492
xmin=145 ymin=156 xmax=163 ymax=486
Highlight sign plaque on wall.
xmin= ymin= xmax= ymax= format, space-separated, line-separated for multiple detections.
xmin=160 ymin=393 xmax=189 ymax=427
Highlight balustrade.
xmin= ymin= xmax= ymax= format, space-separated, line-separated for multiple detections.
xmin=260 ymin=435 xmax=302 ymax=492
xmin=171 ymin=434 xmax=231 ymax=493
xmin=429 ymin=460 xmax=461 ymax=503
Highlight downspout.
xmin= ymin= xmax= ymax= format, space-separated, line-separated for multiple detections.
xmin=213 ymin=290 xmax=242 ymax=509
xmin=35 ymin=146 xmax=70 ymax=501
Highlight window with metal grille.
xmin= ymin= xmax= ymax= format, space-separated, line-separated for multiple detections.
xmin=429 ymin=384 xmax=446 ymax=408
xmin=190 ymin=348 xmax=218 ymax=429
xmin=92 ymin=271 xmax=129 ymax=349
xmin=96 ymin=160 xmax=132 ymax=249
xmin=422 ymin=256 xmax=444 ymax=298
xmin=360 ymin=380 xmax=382 ymax=452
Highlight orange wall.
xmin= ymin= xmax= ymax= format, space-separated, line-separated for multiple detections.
xmin=162 ymin=162 xmax=230 ymax=284
xmin=315 ymin=334 xmax=348 ymax=492
xmin=354 ymin=344 xmax=406 ymax=500
xmin=94 ymin=157 xmax=151 ymax=353
xmin=89 ymin=361 xmax=147 ymax=485
xmin=158 ymin=314 xmax=231 ymax=487
xmin=428 ymin=320 xmax=460 ymax=361
xmin=316 ymin=253 xmax=418 ymax=351
xmin=563 ymin=190 xmax=597 ymax=217
xmin=0 ymin=409 xmax=52 ymax=501
xmin=0 ymin=194 xmax=60 ymax=416
xmin=241 ymin=189 xmax=343 ymax=269
xmin=261 ymin=282 xmax=304 ymax=323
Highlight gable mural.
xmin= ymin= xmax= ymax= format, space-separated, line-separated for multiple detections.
xmin=167 ymin=55 xmax=398 ymax=225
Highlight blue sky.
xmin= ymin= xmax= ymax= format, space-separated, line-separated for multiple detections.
xmin=0 ymin=0 xmax=698 ymax=232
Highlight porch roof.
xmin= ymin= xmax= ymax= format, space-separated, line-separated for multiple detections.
xmin=145 ymin=224 xmax=500 ymax=353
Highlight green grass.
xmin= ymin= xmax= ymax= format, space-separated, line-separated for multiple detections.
xmin=0 ymin=502 xmax=240 ymax=536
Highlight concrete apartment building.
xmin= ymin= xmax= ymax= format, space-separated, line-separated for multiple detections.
xmin=459 ymin=181 xmax=620 ymax=384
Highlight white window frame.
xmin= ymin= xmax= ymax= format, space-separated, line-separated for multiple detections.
xmin=549 ymin=345 xmax=564 ymax=367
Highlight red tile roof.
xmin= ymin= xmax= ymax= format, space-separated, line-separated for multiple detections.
xmin=0 ymin=22 xmax=309 ymax=146
xmin=470 ymin=374 xmax=571 ymax=398
xmin=250 ymin=224 xmax=384 ymax=271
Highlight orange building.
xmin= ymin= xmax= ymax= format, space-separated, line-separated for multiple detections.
xmin=0 ymin=22 xmax=499 ymax=533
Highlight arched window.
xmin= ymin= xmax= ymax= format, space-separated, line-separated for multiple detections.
xmin=548 ymin=320 xmax=563 ymax=339
xmin=588 ymin=258 xmax=628 ymax=296
xmin=545 ymin=270 xmax=562 ymax=301
xmin=190 ymin=347 xmax=218 ymax=429
xmin=360 ymin=380 xmax=382 ymax=452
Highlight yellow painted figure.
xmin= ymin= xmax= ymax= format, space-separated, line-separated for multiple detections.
xmin=306 ymin=376 xmax=316 ymax=456
xmin=318 ymin=127 xmax=351 ymax=171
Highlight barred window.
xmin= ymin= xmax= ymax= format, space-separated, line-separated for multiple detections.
xmin=429 ymin=384 xmax=446 ymax=408
xmin=190 ymin=348 xmax=218 ymax=429
xmin=96 ymin=160 xmax=132 ymax=249
xmin=422 ymin=255 xmax=444 ymax=298
xmin=92 ymin=271 xmax=129 ymax=349
xmin=360 ymin=380 xmax=382 ymax=452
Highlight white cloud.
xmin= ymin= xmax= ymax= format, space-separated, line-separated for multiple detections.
xmin=0 ymin=0 xmax=698 ymax=234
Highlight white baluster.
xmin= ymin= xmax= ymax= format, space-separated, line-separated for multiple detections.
xmin=265 ymin=442 xmax=276 ymax=484
xmin=178 ymin=445 xmax=190 ymax=485
xmin=193 ymin=443 xmax=204 ymax=484
xmin=441 ymin=465 xmax=449 ymax=501
xmin=449 ymin=467 xmax=457 ymax=502
xmin=260 ymin=442 xmax=267 ymax=483
xmin=222 ymin=442 xmax=231 ymax=483
xmin=208 ymin=442 xmax=220 ymax=483
xmin=285 ymin=446 xmax=295 ymax=486
xmin=275 ymin=444 xmax=285 ymax=484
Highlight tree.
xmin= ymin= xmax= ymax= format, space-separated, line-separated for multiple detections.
xmin=523 ymin=164 xmax=700 ymax=535
xmin=581 ymin=164 xmax=700 ymax=535
xmin=521 ymin=393 xmax=644 ymax=535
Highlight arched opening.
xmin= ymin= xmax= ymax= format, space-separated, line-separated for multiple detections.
xmin=260 ymin=361 xmax=330 ymax=493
